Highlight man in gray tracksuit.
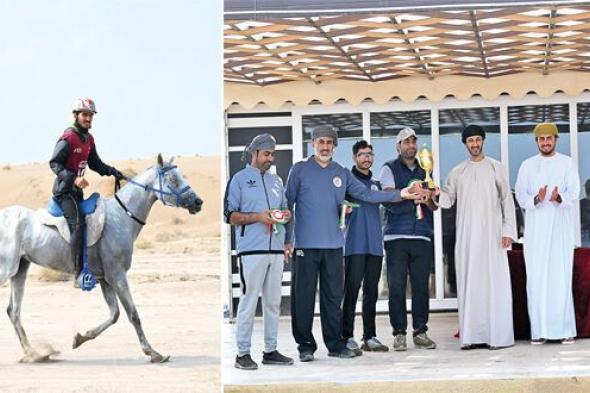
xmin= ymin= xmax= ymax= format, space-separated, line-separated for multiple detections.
xmin=224 ymin=134 xmax=294 ymax=370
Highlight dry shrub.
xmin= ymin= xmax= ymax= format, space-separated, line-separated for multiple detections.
xmin=38 ymin=267 xmax=70 ymax=282
xmin=135 ymin=239 xmax=153 ymax=249
xmin=2 ymin=164 xmax=11 ymax=171
xmin=171 ymin=216 xmax=184 ymax=225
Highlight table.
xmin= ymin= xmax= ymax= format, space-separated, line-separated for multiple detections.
xmin=508 ymin=248 xmax=590 ymax=339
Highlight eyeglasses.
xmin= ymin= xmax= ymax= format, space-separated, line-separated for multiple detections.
xmin=356 ymin=152 xmax=374 ymax=158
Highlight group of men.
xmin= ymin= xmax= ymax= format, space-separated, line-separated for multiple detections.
xmin=224 ymin=121 xmax=580 ymax=370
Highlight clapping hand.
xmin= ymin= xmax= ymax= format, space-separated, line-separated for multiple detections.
xmin=549 ymin=186 xmax=561 ymax=204
xmin=537 ymin=185 xmax=548 ymax=203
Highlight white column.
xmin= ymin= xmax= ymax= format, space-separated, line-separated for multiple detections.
xmin=292 ymin=107 xmax=303 ymax=163
xmin=221 ymin=109 xmax=233 ymax=321
xmin=570 ymin=101 xmax=582 ymax=247
xmin=431 ymin=108 xmax=444 ymax=301
xmin=500 ymin=104 xmax=510 ymax=182
xmin=362 ymin=109 xmax=371 ymax=143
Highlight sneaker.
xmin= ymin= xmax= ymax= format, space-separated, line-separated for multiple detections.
xmin=262 ymin=350 xmax=294 ymax=365
xmin=235 ymin=354 xmax=258 ymax=370
xmin=413 ymin=333 xmax=436 ymax=349
xmin=346 ymin=338 xmax=363 ymax=356
xmin=361 ymin=337 xmax=389 ymax=352
xmin=561 ymin=337 xmax=575 ymax=345
xmin=530 ymin=338 xmax=546 ymax=345
xmin=299 ymin=352 xmax=314 ymax=362
xmin=393 ymin=334 xmax=407 ymax=352
xmin=328 ymin=348 xmax=359 ymax=358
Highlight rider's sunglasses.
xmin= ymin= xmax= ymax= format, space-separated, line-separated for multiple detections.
xmin=356 ymin=152 xmax=374 ymax=159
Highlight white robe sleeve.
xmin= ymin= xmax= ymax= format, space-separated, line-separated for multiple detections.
xmin=495 ymin=161 xmax=517 ymax=240
xmin=438 ymin=166 xmax=458 ymax=209
xmin=557 ymin=158 xmax=580 ymax=209
xmin=515 ymin=160 xmax=537 ymax=210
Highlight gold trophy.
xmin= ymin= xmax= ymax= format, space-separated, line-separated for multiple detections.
xmin=417 ymin=144 xmax=436 ymax=189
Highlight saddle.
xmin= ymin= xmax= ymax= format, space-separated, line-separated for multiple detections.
xmin=37 ymin=192 xmax=106 ymax=247
xmin=36 ymin=193 xmax=107 ymax=292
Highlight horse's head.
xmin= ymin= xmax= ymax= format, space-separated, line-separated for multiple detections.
xmin=150 ymin=154 xmax=203 ymax=214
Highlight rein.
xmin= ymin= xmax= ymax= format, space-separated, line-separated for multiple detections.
xmin=114 ymin=180 xmax=146 ymax=226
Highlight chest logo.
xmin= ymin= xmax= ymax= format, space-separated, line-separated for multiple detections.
xmin=246 ymin=179 xmax=257 ymax=188
xmin=73 ymin=147 xmax=82 ymax=154
xmin=333 ymin=176 xmax=342 ymax=188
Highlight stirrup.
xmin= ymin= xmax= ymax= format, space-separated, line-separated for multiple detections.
xmin=78 ymin=266 xmax=96 ymax=291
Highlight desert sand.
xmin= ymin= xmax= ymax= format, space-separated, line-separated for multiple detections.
xmin=0 ymin=155 xmax=221 ymax=392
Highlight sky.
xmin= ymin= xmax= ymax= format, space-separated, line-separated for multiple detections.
xmin=0 ymin=0 xmax=221 ymax=165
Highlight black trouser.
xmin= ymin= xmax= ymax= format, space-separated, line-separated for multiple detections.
xmin=385 ymin=239 xmax=433 ymax=336
xmin=342 ymin=254 xmax=383 ymax=341
xmin=56 ymin=192 xmax=84 ymax=276
xmin=291 ymin=248 xmax=346 ymax=354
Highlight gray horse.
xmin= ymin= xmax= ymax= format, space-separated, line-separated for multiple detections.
xmin=0 ymin=154 xmax=203 ymax=363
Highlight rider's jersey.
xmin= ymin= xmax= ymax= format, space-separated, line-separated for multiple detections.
xmin=62 ymin=127 xmax=94 ymax=177
xmin=49 ymin=125 xmax=116 ymax=196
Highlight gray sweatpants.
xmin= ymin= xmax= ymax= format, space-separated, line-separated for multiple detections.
xmin=236 ymin=253 xmax=284 ymax=356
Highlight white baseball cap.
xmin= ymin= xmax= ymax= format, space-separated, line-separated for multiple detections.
xmin=396 ymin=127 xmax=417 ymax=144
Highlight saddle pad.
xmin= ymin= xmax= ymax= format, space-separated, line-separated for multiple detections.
xmin=36 ymin=197 xmax=106 ymax=246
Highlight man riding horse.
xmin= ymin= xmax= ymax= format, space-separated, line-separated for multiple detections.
xmin=49 ymin=98 xmax=124 ymax=286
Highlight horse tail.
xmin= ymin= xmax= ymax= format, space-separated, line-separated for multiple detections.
xmin=0 ymin=206 xmax=28 ymax=284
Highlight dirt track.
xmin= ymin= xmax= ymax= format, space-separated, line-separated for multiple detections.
xmin=0 ymin=251 xmax=220 ymax=393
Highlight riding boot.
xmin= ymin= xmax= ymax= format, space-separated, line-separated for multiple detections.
xmin=70 ymin=224 xmax=84 ymax=287
xmin=56 ymin=192 xmax=84 ymax=287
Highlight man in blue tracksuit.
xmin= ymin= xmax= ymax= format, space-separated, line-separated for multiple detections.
xmin=342 ymin=140 xmax=390 ymax=354
xmin=285 ymin=125 xmax=424 ymax=362
xmin=224 ymin=134 xmax=294 ymax=370
xmin=378 ymin=127 xmax=437 ymax=351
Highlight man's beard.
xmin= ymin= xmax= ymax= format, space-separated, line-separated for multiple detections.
xmin=316 ymin=152 xmax=332 ymax=163
xmin=539 ymin=145 xmax=556 ymax=156
xmin=358 ymin=162 xmax=372 ymax=170
xmin=469 ymin=146 xmax=482 ymax=156
xmin=75 ymin=119 xmax=91 ymax=131
xmin=401 ymin=150 xmax=416 ymax=161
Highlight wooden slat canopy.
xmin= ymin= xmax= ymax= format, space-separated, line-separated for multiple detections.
xmin=225 ymin=5 xmax=590 ymax=86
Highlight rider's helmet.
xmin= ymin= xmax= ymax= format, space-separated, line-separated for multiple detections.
xmin=72 ymin=98 xmax=97 ymax=114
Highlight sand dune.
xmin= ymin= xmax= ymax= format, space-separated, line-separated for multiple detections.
xmin=0 ymin=155 xmax=221 ymax=253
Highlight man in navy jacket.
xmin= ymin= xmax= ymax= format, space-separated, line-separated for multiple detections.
xmin=379 ymin=127 xmax=437 ymax=351
xmin=342 ymin=140 xmax=389 ymax=354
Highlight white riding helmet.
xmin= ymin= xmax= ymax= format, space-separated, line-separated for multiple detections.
xmin=72 ymin=97 xmax=97 ymax=114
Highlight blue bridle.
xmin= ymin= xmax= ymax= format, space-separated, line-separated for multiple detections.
xmin=124 ymin=165 xmax=192 ymax=207
xmin=114 ymin=165 xmax=193 ymax=225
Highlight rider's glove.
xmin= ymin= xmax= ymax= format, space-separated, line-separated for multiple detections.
xmin=111 ymin=168 xmax=125 ymax=181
